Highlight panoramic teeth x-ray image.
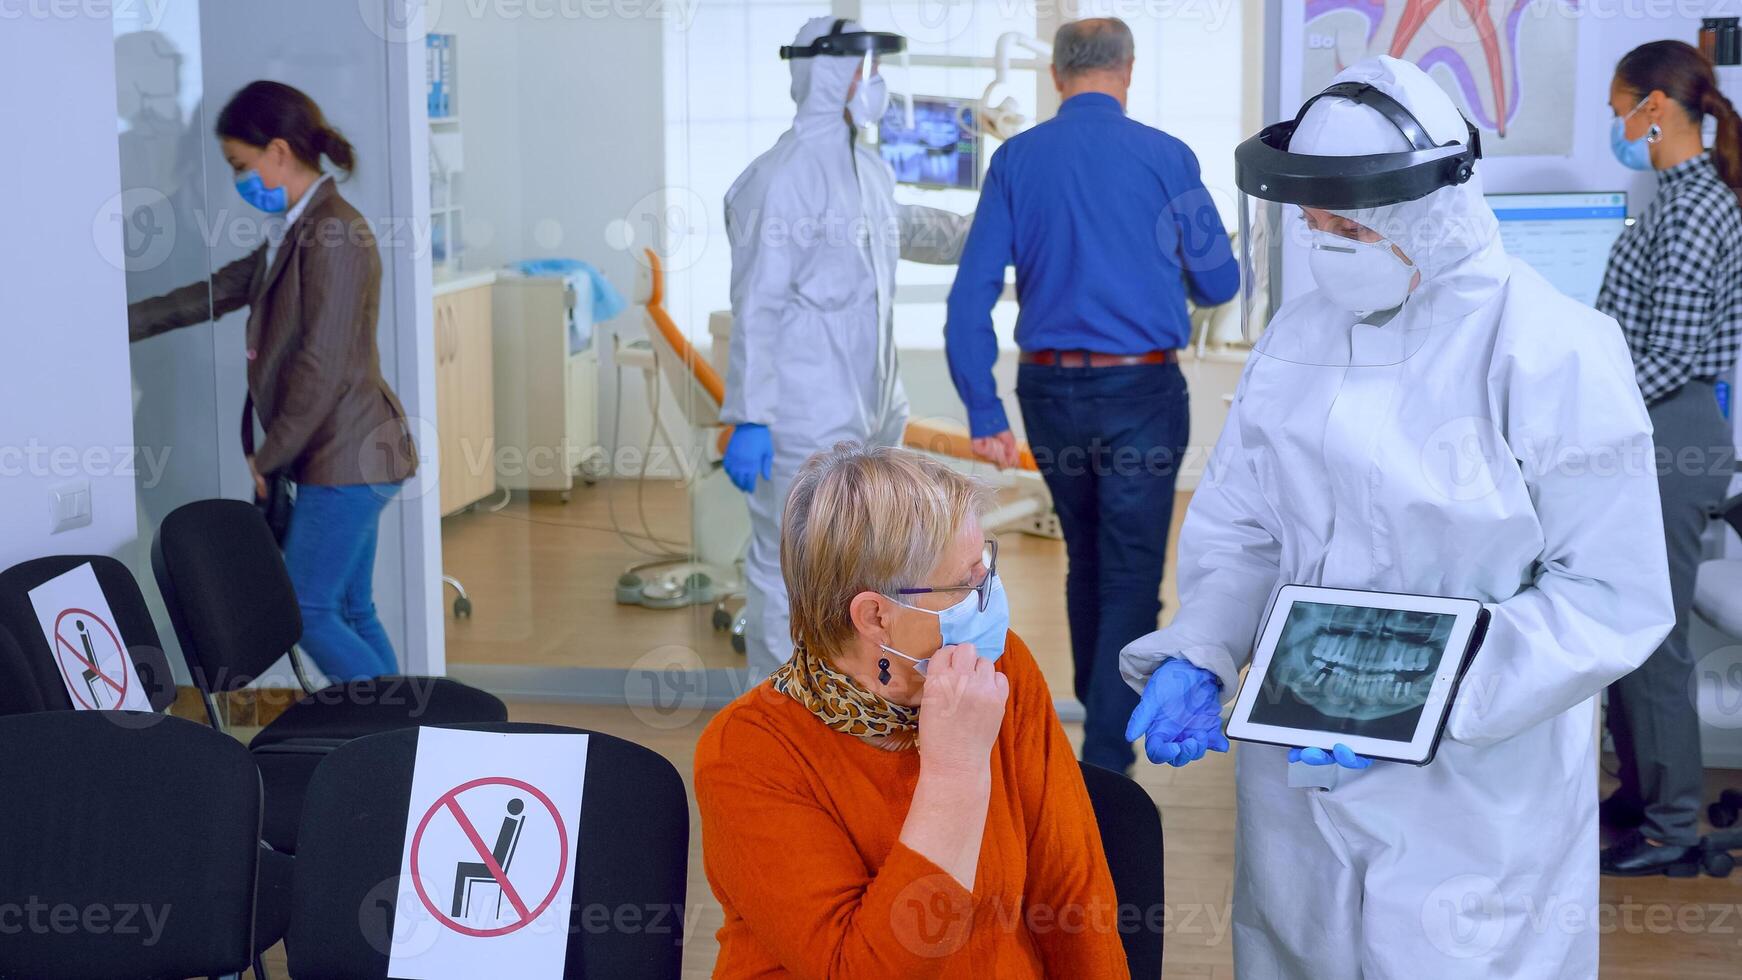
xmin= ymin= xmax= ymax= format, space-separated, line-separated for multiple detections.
xmin=1252 ymin=603 xmax=1458 ymax=742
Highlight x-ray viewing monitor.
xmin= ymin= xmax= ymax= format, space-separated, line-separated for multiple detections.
xmin=878 ymin=95 xmax=981 ymax=191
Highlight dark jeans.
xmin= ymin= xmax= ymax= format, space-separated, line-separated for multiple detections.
xmin=1017 ymin=361 xmax=1189 ymax=773
xmin=283 ymin=482 xmax=403 ymax=682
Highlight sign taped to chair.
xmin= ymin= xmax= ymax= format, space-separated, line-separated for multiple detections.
xmin=27 ymin=563 xmax=150 ymax=712
xmin=389 ymin=727 xmax=589 ymax=979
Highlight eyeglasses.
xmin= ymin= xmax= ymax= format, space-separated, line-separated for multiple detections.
xmin=895 ymin=538 xmax=999 ymax=612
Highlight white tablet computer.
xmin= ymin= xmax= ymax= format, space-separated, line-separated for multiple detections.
xmin=1225 ymin=585 xmax=1491 ymax=765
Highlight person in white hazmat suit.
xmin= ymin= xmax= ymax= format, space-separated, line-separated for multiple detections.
xmin=1121 ymin=56 xmax=1674 ymax=977
xmin=721 ymin=17 xmax=971 ymax=679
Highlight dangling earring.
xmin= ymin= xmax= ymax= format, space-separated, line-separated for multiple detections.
xmin=1647 ymin=122 xmax=1663 ymax=144
xmin=877 ymin=658 xmax=891 ymax=685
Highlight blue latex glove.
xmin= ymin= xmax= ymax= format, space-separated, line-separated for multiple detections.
xmin=1124 ymin=658 xmax=1229 ymax=767
xmin=723 ymin=424 xmax=773 ymax=494
xmin=1288 ymin=743 xmax=1373 ymax=769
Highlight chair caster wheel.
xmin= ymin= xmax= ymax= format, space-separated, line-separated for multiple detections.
xmin=731 ymin=633 xmax=746 ymax=655
xmin=453 ymin=596 xmax=473 ymax=619
xmin=712 ymin=607 xmax=731 ymax=630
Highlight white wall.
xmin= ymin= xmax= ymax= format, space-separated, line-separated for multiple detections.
xmin=0 ymin=11 xmax=140 ymax=567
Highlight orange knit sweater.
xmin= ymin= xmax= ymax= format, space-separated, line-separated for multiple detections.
xmin=694 ymin=633 xmax=1130 ymax=979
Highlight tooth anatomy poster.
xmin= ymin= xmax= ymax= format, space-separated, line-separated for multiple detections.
xmin=1300 ymin=0 xmax=1580 ymax=157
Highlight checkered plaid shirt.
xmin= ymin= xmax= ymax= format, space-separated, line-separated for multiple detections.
xmin=1597 ymin=153 xmax=1742 ymax=406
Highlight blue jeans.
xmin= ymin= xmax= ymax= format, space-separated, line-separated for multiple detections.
xmin=282 ymin=482 xmax=402 ymax=682
xmin=1017 ymin=361 xmax=1189 ymax=773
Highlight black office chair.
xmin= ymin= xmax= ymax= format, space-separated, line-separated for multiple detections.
xmin=1079 ymin=760 xmax=1165 ymax=980
xmin=0 ymin=623 xmax=47 ymax=716
xmin=288 ymin=722 xmax=689 ymax=979
xmin=151 ymin=498 xmax=507 ymax=854
xmin=0 ymin=711 xmax=261 ymax=979
xmin=0 ymin=554 xmax=291 ymax=976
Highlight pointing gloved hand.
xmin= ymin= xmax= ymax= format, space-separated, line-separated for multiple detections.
xmin=1125 ymin=658 xmax=1229 ymax=767
xmin=723 ymin=424 xmax=773 ymax=494
xmin=1288 ymin=744 xmax=1373 ymax=769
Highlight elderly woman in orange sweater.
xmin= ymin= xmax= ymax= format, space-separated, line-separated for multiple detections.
xmin=694 ymin=444 xmax=1129 ymax=979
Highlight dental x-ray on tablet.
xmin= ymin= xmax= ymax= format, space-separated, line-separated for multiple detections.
xmin=1226 ymin=586 xmax=1490 ymax=765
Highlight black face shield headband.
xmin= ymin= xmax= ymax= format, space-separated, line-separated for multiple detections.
xmin=779 ymin=19 xmax=906 ymax=60
xmin=1235 ymin=81 xmax=1483 ymax=211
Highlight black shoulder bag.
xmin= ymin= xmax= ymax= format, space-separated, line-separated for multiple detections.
xmin=240 ymin=394 xmax=295 ymax=546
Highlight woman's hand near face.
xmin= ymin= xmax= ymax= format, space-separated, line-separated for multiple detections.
xmin=917 ymin=643 xmax=1010 ymax=776
xmin=899 ymin=643 xmax=1008 ymax=892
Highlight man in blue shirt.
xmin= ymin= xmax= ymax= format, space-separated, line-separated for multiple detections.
xmin=945 ymin=17 xmax=1239 ymax=773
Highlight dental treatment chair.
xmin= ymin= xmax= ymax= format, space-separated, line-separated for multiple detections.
xmin=610 ymin=251 xmax=751 ymax=641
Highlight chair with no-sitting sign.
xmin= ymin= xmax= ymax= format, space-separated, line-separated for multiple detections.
xmin=287 ymin=722 xmax=688 ymax=979
xmin=0 ymin=553 xmax=293 ymax=979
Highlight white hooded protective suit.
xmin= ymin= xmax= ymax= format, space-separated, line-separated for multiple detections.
xmin=723 ymin=17 xmax=970 ymax=678
xmin=1121 ymin=57 xmax=1673 ymax=978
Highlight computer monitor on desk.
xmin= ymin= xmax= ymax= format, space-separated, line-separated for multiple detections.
xmin=1486 ymin=191 xmax=1629 ymax=307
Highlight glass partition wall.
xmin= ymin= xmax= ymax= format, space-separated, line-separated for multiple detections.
xmin=116 ymin=0 xmax=426 ymax=694
xmin=430 ymin=0 xmax=1248 ymax=706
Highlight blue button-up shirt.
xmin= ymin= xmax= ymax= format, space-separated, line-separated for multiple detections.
xmin=945 ymin=93 xmax=1240 ymax=436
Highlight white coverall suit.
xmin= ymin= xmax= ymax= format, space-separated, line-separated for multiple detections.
xmin=1121 ymin=57 xmax=1674 ymax=978
xmin=722 ymin=17 xmax=970 ymax=678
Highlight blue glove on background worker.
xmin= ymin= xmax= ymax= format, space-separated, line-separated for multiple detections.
xmin=1125 ymin=658 xmax=1228 ymax=766
xmin=724 ymin=424 xmax=773 ymax=493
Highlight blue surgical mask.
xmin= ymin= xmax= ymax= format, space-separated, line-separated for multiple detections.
xmin=879 ymin=573 xmax=1011 ymax=674
xmin=235 ymin=170 xmax=288 ymax=213
xmin=1610 ymin=100 xmax=1654 ymax=172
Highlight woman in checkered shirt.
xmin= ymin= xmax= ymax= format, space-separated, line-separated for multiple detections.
xmin=1596 ymin=39 xmax=1742 ymax=877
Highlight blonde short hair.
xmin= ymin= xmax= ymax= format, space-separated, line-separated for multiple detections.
xmin=781 ymin=443 xmax=995 ymax=656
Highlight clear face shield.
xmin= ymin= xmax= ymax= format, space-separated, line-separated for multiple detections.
xmin=781 ymin=20 xmax=912 ymax=129
xmin=1233 ymin=82 xmax=1483 ymax=367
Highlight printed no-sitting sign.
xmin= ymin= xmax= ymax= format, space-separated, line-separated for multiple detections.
xmin=388 ymin=727 xmax=589 ymax=979
xmin=28 ymin=564 xmax=150 ymax=712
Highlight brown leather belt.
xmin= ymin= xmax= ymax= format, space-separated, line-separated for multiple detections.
xmin=1019 ymin=349 xmax=1176 ymax=368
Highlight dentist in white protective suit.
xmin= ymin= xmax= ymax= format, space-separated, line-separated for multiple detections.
xmin=1121 ymin=56 xmax=1673 ymax=977
xmin=721 ymin=17 xmax=971 ymax=679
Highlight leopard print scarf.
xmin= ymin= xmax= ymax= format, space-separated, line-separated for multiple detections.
xmin=770 ymin=641 xmax=920 ymax=750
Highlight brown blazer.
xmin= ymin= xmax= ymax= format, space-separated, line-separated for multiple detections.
xmin=129 ymin=179 xmax=418 ymax=486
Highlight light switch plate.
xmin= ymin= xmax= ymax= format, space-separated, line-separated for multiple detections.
xmin=51 ymin=480 xmax=92 ymax=534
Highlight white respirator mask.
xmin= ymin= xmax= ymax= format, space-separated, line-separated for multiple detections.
xmin=1306 ymin=230 xmax=1416 ymax=314
xmin=848 ymin=72 xmax=889 ymax=130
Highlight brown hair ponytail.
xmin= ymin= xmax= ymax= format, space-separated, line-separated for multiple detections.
xmin=1701 ymin=85 xmax=1742 ymax=199
xmin=215 ymin=80 xmax=357 ymax=176
xmin=314 ymin=125 xmax=357 ymax=173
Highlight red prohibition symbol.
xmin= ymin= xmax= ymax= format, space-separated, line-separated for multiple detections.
xmin=408 ymin=776 xmax=569 ymax=938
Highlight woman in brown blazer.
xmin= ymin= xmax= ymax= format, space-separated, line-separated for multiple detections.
xmin=130 ymin=81 xmax=418 ymax=681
